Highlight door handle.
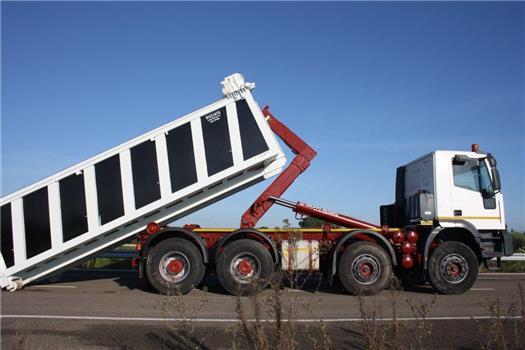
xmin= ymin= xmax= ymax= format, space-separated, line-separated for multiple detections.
xmin=454 ymin=210 xmax=462 ymax=216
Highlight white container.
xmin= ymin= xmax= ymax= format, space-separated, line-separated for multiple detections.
xmin=0 ymin=74 xmax=286 ymax=290
xmin=281 ymin=240 xmax=320 ymax=271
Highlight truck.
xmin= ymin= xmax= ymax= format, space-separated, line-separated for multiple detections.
xmin=0 ymin=73 xmax=513 ymax=296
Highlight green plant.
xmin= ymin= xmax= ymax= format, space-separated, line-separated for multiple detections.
xmin=81 ymin=257 xmax=131 ymax=269
xmin=510 ymin=230 xmax=525 ymax=252
xmin=298 ymin=216 xmax=326 ymax=228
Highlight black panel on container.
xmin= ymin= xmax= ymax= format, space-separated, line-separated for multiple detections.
xmin=95 ymin=155 xmax=124 ymax=225
xmin=24 ymin=187 xmax=52 ymax=258
xmin=201 ymin=107 xmax=233 ymax=176
xmin=166 ymin=123 xmax=198 ymax=192
xmin=1 ymin=204 xmax=14 ymax=268
xmin=60 ymin=173 xmax=88 ymax=242
xmin=131 ymin=140 xmax=161 ymax=209
xmin=236 ymin=99 xmax=269 ymax=160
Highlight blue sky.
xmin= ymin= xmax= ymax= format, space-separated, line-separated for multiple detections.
xmin=2 ymin=2 xmax=524 ymax=230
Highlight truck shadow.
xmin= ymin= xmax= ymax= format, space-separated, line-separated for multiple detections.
xmin=36 ymin=269 xmax=436 ymax=296
xmin=34 ymin=269 xmax=140 ymax=287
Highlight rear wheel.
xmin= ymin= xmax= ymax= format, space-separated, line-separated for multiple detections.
xmin=428 ymin=241 xmax=478 ymax=295
xmin=146 ymin=238 xmax=205 ymax=295
xmin=217 ymin=239 xmax=274 ymax=296
xmin=338 ymin=241 xmax=392 ymax=295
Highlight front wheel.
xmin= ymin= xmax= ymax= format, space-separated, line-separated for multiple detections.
xmin=146 ymin=238 xmax=205 ymax=295
xmin=427 ymin=241 xmax=478 ymax=295
xmin=338 ymin=241 xmax=392 ymax=296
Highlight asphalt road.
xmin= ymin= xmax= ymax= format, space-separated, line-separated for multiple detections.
xmin=2 ymin=270 xmax=525 ymax=349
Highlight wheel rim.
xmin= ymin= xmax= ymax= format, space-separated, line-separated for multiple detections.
xmin=440 ymin=254 xmax=468 ymax=284
xmin=351 ymin=254 xmax=381 ymax=285
xmin=230 ymin=253 xmax=261 ymax=284
xmin=159 ymin=251 xmax=190 ymax=283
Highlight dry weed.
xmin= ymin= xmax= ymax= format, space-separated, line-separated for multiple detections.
xmin=358 ymin=296 xmax=388 ymax=350
xmin=159 ymin=285 xmax=209 ymax=349
xmin=405 ymin=294 xmax=436 ymax=349
xmin=478 ymin=282 xmax=525 ymax=350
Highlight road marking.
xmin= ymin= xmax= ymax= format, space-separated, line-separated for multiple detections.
xmin=478 ymin=277 xmax=522 ymax=280
xmin=1 ymin=314 xmax=522 ymax=323
xmin=28 ymin=285 xmax=76 ymax=289
xmin=470 ymin=288 xmax=495 ymax=291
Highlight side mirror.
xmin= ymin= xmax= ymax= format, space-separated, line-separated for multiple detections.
xmin=492 ymin=167 xmax=501 ymax=193
xmin=487 ymin=154 xmax=497 ymax=167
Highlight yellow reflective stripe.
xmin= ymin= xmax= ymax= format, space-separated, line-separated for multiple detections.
xmin=438 ymin=216 xmax=501 ymax=220
xmin=283 ymin=248 xmax=311 ymax=253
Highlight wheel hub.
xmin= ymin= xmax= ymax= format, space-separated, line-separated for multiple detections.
xmin=440 ymin=254 xmax=468 ymax=283
xmin=167 ymin=259 xmax=184 ymax=274
xmin=159 ymin=252 xmax=190 ymax=283
xmin=352 ymin=254 xmax=381 ymax=285
xmin=448 ymin=263 xmax=460 ymax=276
xmin=237 ymin=259 xmax=254 ymax=276
xmin=359 ymin=263 xmax=373 ymax=277
xmin=230 ymin=253 xmax=261 ymax=284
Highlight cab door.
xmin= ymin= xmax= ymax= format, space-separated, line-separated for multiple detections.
xmin=450 ymin=158 xmax=503 ymax=230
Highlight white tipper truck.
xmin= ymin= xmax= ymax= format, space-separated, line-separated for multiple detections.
xmin=1 ymin=74 xmax=512 ymax=296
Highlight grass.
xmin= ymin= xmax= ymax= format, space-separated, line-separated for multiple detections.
xmin=480 ymin=260 xmax=525 ymax=273
xmin=80 ymin=257 xmax=131 ymax=269
xmin=497 ymin=261 xmax=525 ymax=273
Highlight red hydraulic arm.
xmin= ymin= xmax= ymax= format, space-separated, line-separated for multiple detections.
xmin=271 ymin=197 xmax=380 ymax=230
xmin=240 ymin=106 xmax=317 ymax=228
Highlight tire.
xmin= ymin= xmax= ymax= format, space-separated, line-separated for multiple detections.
xmin=427 ymin=241 xmax=478 ymax=295
xmin=146 ymin=238 xmax=205 ymax=295
xmin=338 ymin=241 xmax=392 ymax=296
xmin=217 ymin=239 xmax=274 ymax=296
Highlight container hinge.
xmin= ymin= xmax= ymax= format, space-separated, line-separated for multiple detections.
xmin=221 ymin=73 xmax=255 ymax=100
xmin=5 ymin=276 xmax=23 ymax=291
